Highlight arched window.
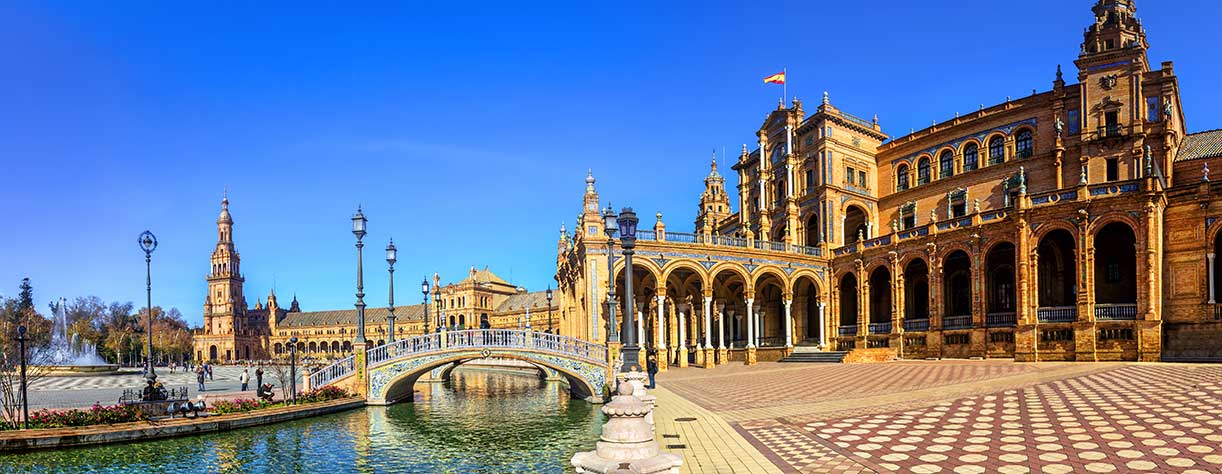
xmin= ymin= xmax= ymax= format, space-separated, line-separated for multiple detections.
xmin=988 ymin=137 xmax=1005 ymax=165
xmin=939 ymin=151 xmax=954 ymax=179
xmin=1015 ymin=130 xmax=1034 ymax=158
xmin=917 ymin=158 xmax=931 ymax=185
xmin=896 ymin=165 xmax=910 ymax=191
xmin=963 ymin=143 xmax=978 ymax=172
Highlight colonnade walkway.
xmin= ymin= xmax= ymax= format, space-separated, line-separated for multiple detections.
xmin=651 ymin=361 xmax=1222 ymax=473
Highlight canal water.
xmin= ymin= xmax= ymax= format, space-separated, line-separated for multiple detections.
xmin=0 ymin=367 xmax=606 ymax=473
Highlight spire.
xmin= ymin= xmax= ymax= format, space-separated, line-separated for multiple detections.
xmin=289 ymin=294 xmax=300 ymax=312
xmin=218 ymin=192 xmax=232 ymax=225
xmin=585 ymin=169 xmax=596 ymax=193
xmin=707 ymin=149 xmax=721 ymax=179
xmin=822 ymin=91 xmax=829 ymax=105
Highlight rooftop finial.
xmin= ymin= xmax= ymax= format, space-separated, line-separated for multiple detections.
xmin=822 ymin=91 xmax=829 ymax=105
xmin=1056 ymin=64 xmax=1064 ymax=81
xmin=585 ymin=169 xmax=596 ymax=193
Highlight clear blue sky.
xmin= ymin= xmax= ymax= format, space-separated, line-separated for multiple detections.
xmin=2 ymin=1 xmax=1219 ymax=327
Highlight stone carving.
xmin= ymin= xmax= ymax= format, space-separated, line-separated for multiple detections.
xmin=1055 ymin=116 xmax=1065 ymax=136
xmin=1145 ymin=145 xmax=1153 ymax=176
xmin=1100 ymin=75 xmax=1118 ymax=90
xmin=1163 ymin=98 xmax=1174 ymax=119
xmin=1206 ymin=163 xmax=1211 ymax=183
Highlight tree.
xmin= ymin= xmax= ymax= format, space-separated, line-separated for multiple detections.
xmin=16 ymin=279 xmax=33 ymax=315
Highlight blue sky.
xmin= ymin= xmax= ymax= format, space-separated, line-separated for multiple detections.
xmin=2 ymin=1 xmax=1220 ymax=327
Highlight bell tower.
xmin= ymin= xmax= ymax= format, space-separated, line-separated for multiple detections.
xmin=1075 ymin=0 xmax=1150 ymax=143
xmin=204 ymin=193 xmax=246 ymax=335
xmin=696 ymin=151 xmax=732 ymax=235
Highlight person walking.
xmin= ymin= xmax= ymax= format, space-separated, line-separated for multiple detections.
xmin=196 ymin=367 xmax=206 ymax=392
xmin=647 ymin=352 xmax=659 ymax=389
xmin=239 ymin=369 xmax=250 ymax=392
xmin=206 ymin=364 xmax=213 ymax=381
xmin=256 ymin=365 xmax=264 ymax=391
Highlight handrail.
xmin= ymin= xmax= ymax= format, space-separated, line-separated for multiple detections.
xmin=868 ymin=322 xmax=892 ymax=334
xmin=903 ymin=319 xmax=930 ymax=332
xmin=1095 ymin=303 xmax=1137 ymax=321
xmin=943 ymin=315 xmax=973 ymax=330
xmin=309 ymin=355 xmax=355 ymax=388
xmin=838 ymin=325 xmax=857 ymax=336
xmin=986 ymin=312 xmax=1017 ymax=327
xmin=365 ymin=329 xmax=609 ymax=370
xmin=1038 ymin=306 xmax=1077 ymax=323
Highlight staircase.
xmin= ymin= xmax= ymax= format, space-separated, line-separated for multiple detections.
xmin=779 ymin=344 xmax=848 ymax=363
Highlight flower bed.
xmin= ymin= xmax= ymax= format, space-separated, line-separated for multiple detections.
xmin=0 ymin=404 xmax=148 ymax=431
xmin=210 ymin=386 xmax=352 ymax=415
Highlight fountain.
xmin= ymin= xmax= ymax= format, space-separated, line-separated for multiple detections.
xmin=34 ymin=298 xmax=120 ymax=376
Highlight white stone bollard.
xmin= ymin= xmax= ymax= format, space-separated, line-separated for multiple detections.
xmin=571 ymin=383 xmax=682 ymax=474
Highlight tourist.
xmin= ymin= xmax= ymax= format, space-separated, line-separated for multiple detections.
xmin=206 ymin=364 xmax=214 ymax=381
xmin=647 ymin=353 xmax=658 ymax=389
xmin=256 ymin=365 xmax=264 ymax=390
xmin=196 ymin=367 xmax=206 ymax=392
xmin=240 ymin=369 xmax=250 ymax=391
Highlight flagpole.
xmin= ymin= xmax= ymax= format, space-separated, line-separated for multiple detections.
xmin=783 ymin=67 xmax=787 ymax=105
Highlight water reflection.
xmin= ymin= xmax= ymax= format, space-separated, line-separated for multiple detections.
xmin=0 ymin=367 xmax=604 ymax=474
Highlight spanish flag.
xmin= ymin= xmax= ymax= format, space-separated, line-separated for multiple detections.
xmin=763 ymin=71 xmax=786 ymax=85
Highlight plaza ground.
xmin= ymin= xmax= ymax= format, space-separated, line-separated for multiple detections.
xmin=651 ymin=360 xmax=1222 ymax=474
xmin=22 ymin=365 xmax=297 ymax=411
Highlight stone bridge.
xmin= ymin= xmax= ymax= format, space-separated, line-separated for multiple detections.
xmin=307 ymin=329 xmax=611 ymax=405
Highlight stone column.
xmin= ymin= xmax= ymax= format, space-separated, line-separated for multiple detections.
xmin=1208 ymin=253 xmax=1216 ymax=304
xmin=818 ymin=302 xmax=828 ymax=348
xmin=655 ymin=294 xmax=667 ymax=372
xmin=783 ymin=299 xmax=794 ymax=348
xmin=745 ymin=296 xmax=757 ymax=365
xmin=717 ymin=303 xmax=728 ymax=365
xmin=676 ymin=305 xmax=688 ymax=368
xmin=702 ymin=296 xmax=715 ymax=367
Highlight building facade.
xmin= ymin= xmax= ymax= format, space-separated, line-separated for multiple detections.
xmin=555 ymin=1 xmax=1222 ymax=367
xmin=191 ymin=198 xmax=559 ymax=363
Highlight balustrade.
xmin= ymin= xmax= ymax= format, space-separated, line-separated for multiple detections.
xmin=943 ymin=315 xmax=973 ymax=330
xmin=1094 ymin=304 xmax=1137 ymax=321
xmin=868 ymin=322 xmax=892 ymax=334
xmin=1038 ymin=306 xmax=1077 ymax=323
xmin=903 ymin=319 xmax=930 ymax=332
xmin=838 ymin=325 xmax=858 ymax=337
xmin=309 ymin=355 xmax=355 ymax=389
xmin=986 ymin=312 xmax=1017 ymax=327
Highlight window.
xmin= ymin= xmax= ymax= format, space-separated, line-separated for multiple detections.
xmin=826 ymin=126 xmax=833 ymax=137
xmin=1068 ymin=109 xmax=1080 ymax=135
xmin=846 ymin=167 xmax=856 ymax=185
xmin=1106 ymin=158 xmax=1119 ymax=181
xmin=917 ymin=158 xmax=931 ymax=185
xmin=858 ymin=170 xmax=867 ymax=189
xmin=948 ymin=189 xmax=967 ymax=218
xmin=1147 ymin=97 xmax=1160 ymax=122
xmin=805 ymin=170 xmax=814 ymax=192
xmin=896 ymin=165 xmax=910 ymax=191
xmin=939 ymin=151 xmax=954 ymax=179
xmin=988 ymin=137 xmax=1005 ymax=165
xmin=1015 ymin=130 xmax=1033 ymax=158
xmin=899 ymin=203 xmax=916 ymax=230
xmin=963 ymin=143 xmax=978 ymax=171
xmin=1106 ymin=262 xmax=1122 ymax=282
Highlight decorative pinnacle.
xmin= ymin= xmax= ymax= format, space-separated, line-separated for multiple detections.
xmin=585 ymin=169 xmax=596 ymax=193
xmin=822 ymin=91 xmax=829 ymax=105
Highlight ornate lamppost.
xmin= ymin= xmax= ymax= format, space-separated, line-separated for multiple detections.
xmin=16 ymin=325 xmax=28 ymax=429
xmin=546 ymin=286 xmax=554 ymax=334
xmin=138 ymin=230 xmax=158 ymax=382
xmin=386 ymin=239 xmax=397 ymax=343
xmin=422 ymin=278 xmax=431 ymax=334
xmin=617 ymin=208 xmax=640 ymax=373
xmin=603 ymin=204 xmax=619 ymax=342
xmin=288 ymin=336 xmax=298 ymax=404
xmin=351 ymin=208 xmax=368 ymax=345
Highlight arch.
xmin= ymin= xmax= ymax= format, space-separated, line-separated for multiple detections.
xmin=751 ymin=266 xmax=789 ymax=293
xmin=943 ymin=250 xmax=972 ymax=318
xmin=938 ymin=149 xmax=955 ymax=179
xmin=896 ymin=164 xmax=911 ymax=191
xmin=1014 ymin=127 xmax=1035 ymax=158
xmin=986 ymin=134 xmax=1006 ymax=165
xmin=331 ymin=341 xmax=340 ymax=353
xmin=904 ymin=258 xmax=930 ymax=321
xmin=308 ymin=341 xmax=317 ymax=353
xmin=660 ymin=260 xmax=710 ymax=287
xmin=844 ymin=205 xmax=868 ymax=244
xmin=209 ymin=345 xmax=218 ymax=361
xmin=805 ymin=213 xmax=821 ymax=246
xmin=962 ymin=141 xmax=980 ymax=172
xmin=708 ymin=262 xmax=751 ymax=287
xmin=868 ymin=266 xmax=892 ymax=326
xmin=342 ymin=341 xmax=352 ymax=353
xmin=838 ymin=273 xmax=859 ymax=329
xmin=368 ymin=349 xmax=604 ymax=405
xmin=986 ymin=242 xmax=1017 ymax=315
xmin=1093 ymin=222 xmax=1137 ymax=305
xmin=273 ymin=343 xmax=284 ymax=355
xmin=1037 ymin=229 xmax=1077 ymax=307
xmin=917 ymin=156 xmax=932 ymax=185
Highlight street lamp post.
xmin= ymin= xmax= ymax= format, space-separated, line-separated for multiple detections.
xmin=386 ymin=240 xmax=397 ymax=343
xmin=138 ymin=231 xmax=158 ymax=382
xmin=289 ymin=336 xmax=298 ymax=404
xmin=351 ymin=208 xmax=368 ymax=344
xmin=422 ymin=278 xmax=431 ymax=334
xmin=546 ymin=286 xmax=554 ymax=334
xmin=617 ymin=207 xmax=640 ymax=373
xmin=603 ymin=204 xmax=620 ymax=343
xmin=16 ymin=325 xmax=28 ymax=429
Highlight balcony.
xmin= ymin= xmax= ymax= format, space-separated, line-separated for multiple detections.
xmin=627 ymin=231 xmax=822 ymax=257
xmin=1097 ymin=124 xmax=1125 ymax=139
xmin=868 ymin=322 xmax=892 ymax=334
xmin=838 ymin=325 xmax=858 ymax=337
xmin=1095 ymin=303 xmax=1137 ymax=321
xmin=943 ymin=315 xmax=973 ymax=330
xmin=1038 ymin=306 xmax=1077 ymax=323
xmin=903 ymin=319 xmax=930 ymax=332
xmin=986 ymin=312 xmax=1017 ymax=328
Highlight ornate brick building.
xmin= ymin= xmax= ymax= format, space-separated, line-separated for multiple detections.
xmin=191 ymin=197 xmax=559 ymax=363
xmin=555 ymin=0 xmax=1222 ymax=366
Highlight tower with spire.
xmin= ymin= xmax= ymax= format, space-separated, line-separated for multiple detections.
xmin=696 ymin=150 xmax=732 ymax=235
xmin=204 ymin=193 xmax=246 ymax=334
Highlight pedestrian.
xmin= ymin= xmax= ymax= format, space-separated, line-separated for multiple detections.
xmin=240 ymin=369 xmax=250 ymax=391
xmin=197 ymin=367 xmax=206 ymax=392
xmin=207 ymin=364 xmax=213 ymax=381
xmin=256 ymin=365 xmax=264 ymax=391
xmin=647 ymin=352 xmax=659 ymax=389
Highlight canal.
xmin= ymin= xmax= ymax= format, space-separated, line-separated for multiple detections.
xmin=0 ymin=367 xmax=606 ymax=473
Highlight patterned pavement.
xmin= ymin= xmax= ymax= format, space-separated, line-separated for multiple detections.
xmin=655 ymin=362 xmax=1222 ymax=474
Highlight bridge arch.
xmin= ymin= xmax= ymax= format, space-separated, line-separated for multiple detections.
xmin=369 ymin=349 xmax=603 ymax=405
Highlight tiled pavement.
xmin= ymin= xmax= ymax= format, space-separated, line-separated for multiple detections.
xmin=653 ymin=361 xmax=1222 ymax=474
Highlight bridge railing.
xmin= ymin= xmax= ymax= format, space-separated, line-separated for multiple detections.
xmin=365 ymin=329 xmax=609 ymax=370
xmin=309 ymin=355 xmax=355 ymax=388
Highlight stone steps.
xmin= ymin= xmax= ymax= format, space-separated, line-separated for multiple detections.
xmin=778 ymin=351 xmax=848 ymax=364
